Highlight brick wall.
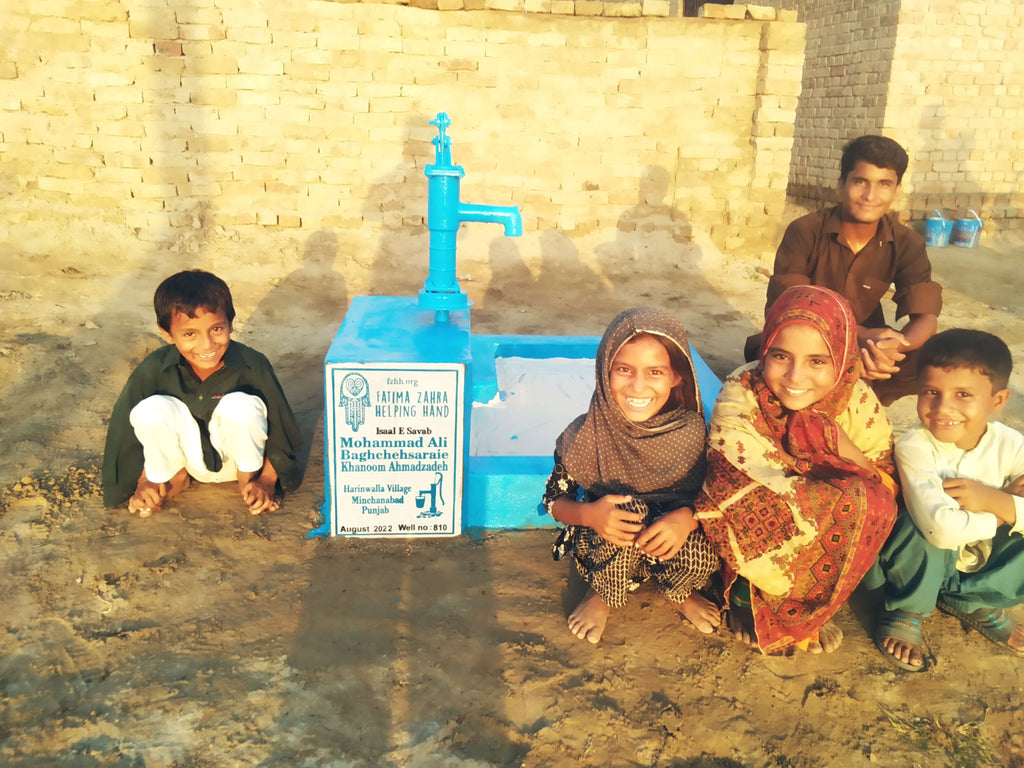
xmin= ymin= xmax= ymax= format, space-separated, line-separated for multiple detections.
xmin=759 ymin=0 xmax=1024 ymax=230
xmin=889 ymin=0 xmax=1024 ymax=226
xmin=774 ymin=0 xmax=900 ymax=205
xmin=0 ymin=2 xmax=805 ymax=263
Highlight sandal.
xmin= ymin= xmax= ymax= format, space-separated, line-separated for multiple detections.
xmin=936 ymin=601 xmax=1024 ymax=656
xmin=874 ymin=609 xmax=927 ymax=672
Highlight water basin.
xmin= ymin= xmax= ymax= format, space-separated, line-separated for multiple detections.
xmin=470 ymin=355 xmax=594 ymax=458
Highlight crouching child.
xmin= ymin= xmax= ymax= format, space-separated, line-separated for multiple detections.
xmin=874 ymin=329 xmax=1024 ymax=670
xmin=102 ymin=270 xmax=302 ymax=516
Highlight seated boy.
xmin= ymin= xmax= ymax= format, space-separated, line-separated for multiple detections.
xmin=102 ymin=270 xmax=302 ymax=516
xmin=873 ymin=328 xmax=1024 ymax=671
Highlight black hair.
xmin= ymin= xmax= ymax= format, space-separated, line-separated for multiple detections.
xmin=153 ymin=270 xmax=235 ymax=333
xmin=918 ymin=328 xmax=1012 ymax=392
xmin=840 ymin=135 xmax=909 ymax=183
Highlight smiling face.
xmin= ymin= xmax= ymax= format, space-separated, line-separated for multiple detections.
xmin=837 ymin=160 xmax=900 ymax=225
xmin=762 ymin=323 xmax=837 ymax=411
xmin=609 ymin=334 xmax=682 ymax=423
xmin=916 ymin=365 xmax=1009 ymax=451
xmin=161 ymin=306 xmax=232 ymax=381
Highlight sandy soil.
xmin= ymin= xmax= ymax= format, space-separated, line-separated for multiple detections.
xmin=2 ymin=208 xmax=1024 ymax=767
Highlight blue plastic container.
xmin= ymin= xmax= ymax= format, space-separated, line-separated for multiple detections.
xmin=923 ymin=209 xmax=953 ymax=247
xmin=951 ymin=209 xmax=983 ymax=248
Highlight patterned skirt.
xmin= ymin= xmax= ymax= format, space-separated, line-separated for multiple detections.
xmin=552 ymin=497 xmax=720 ymax=608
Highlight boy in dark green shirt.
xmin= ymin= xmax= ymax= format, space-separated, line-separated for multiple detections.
xmin=103 ymin=270 xmax=302 ymax=515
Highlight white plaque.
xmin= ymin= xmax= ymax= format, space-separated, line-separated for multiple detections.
xmin=325 ymin=362 xmax=464 ymax=537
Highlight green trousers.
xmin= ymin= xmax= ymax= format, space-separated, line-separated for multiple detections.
xmin=868 ymin=511 xmax=1024 ymax=615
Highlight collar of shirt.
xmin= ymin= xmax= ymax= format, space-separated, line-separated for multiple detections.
xmin=824 ymin=205 xmax=897 ymax=249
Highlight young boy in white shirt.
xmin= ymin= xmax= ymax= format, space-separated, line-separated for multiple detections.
xmin=873 ymin=328 xmax=1024 ymax=671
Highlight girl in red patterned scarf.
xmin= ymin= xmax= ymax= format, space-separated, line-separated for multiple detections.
xmin=696 ymin=286 xmax=898 ymax=654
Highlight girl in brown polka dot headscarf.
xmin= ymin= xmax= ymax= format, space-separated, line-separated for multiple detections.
xmin=543 ymin=307 xmax=721 ymax=644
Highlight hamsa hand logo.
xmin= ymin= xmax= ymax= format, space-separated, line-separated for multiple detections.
xmin=339 ymin=373 xmax=370 ymax=432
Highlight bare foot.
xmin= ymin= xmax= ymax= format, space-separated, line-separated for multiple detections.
xmin=678 ymin=593 xmax=722 ymax=634
xmin=727 ymin=605 xmax=758 ymax=648
xmin=805 ymin=621 xmax=844 ymax=654
xmin=128 ymin=469 xmax=190 ymax=518
xmin=567 ymin=588 xmax=611 ymax=644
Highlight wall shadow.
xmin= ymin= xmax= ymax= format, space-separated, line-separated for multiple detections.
xmin=592 ymin=165 xmax=759 ymax=377
xmin=240 ymin=228 xmax=348 ymax=473
xmin=0 ymin=11 xmax=226 ymax=484
xmin=473 ymin=237 xmax=537 ymax=334
xmin=363 ymin=113 xmax=431 ymax=298
xmin=472 ymin=165 xmax=760 ymax=375
xmin=532 ymin=227 xmax=615 ymax=332
xmin=282 ymin=537 xmax=526 ymax=763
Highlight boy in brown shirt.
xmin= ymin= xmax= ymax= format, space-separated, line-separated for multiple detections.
xmin=745 ymin=135 xmax=942 ymax=405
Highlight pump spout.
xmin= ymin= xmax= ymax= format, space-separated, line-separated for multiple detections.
xmin=456 ymin=203 xmax=522 ymax=237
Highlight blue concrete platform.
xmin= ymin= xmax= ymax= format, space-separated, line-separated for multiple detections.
xmin=316 ymin=294 xmax=721 ymax=537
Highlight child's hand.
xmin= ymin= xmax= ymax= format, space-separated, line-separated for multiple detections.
xmin=586 ymin=494 xmax=643 ymax=547
xmin=241 ymin=475 xmax=280 ymax=515
xmin=635 ymin=506 xmax=698 ymax=561
xmin=943 ymin=477 xmax=1016 ymax=525
xmin=129 ymin=481 xmax=165 ymax=517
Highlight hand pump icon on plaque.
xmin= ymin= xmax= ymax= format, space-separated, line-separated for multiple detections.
xmin=415 ymin=472 xmax=445 ymax=518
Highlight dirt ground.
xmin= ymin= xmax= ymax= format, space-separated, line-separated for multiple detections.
xmin=2 ymin=207 xmax=1024 ymax=767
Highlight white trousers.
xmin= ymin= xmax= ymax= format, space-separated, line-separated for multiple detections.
xmin=129 ymin=393 xmax=268 ymax=484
